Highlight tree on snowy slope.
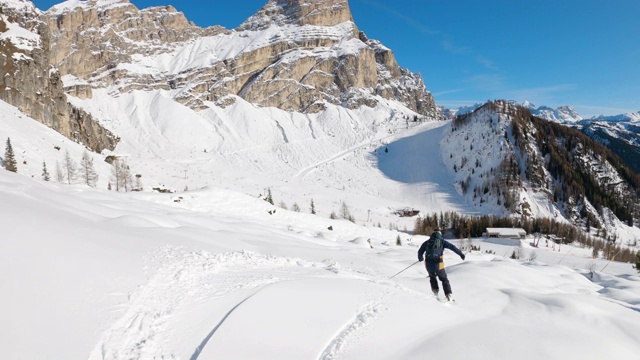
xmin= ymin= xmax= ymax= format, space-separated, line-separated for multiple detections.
xmin=55 ymin=161 xmax=64 ymax=183
xmin=3 ymin=138 xmax=17 ymax=172
xmin=110 ymin=158 xmax=133 ymax=191
xmin=265 ymin=188 xmax=274 ymax=205
xmin=41 ymin=161 xmax=50 ymax=181
xmin=341 ymin=201 xmax=355 ymax=223
xmin=62 ymin=150 xmax=77 ymax=184
xmin=79 ymin=151 xmax=98 ymax=187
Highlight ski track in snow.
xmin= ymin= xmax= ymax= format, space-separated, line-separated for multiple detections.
xmin=189 ymin=292 xmax=258 ymax=360
xmin=318 ymin=300 xmax=386 ymax=360
xmin=294 ymin=122 xmax=433 ymax=181
xmin=87 ymin=246 xmax=329 ymax=360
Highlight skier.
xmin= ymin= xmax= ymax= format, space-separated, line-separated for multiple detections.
xmin=417 ymin=229 xmax=465 ymax=301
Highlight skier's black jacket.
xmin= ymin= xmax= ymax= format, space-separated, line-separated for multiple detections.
xmin=417 ymin=234 xmax=464 ymax=272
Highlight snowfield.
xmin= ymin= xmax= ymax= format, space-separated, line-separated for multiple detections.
xmin=1 ymin=92 xmax=640 ymax=358
xmin=1 ymin=160 xmax=640 ymax=359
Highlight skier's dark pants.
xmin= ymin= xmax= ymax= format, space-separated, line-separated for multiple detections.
xmin=427 ymin=268 xmax=452 ymax=295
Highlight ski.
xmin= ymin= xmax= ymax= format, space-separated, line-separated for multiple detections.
xmin=434 ymin=293 xmax=456 ymax=304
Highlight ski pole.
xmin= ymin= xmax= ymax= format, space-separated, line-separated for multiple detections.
xmin=389 ymin=260 xmax=420 ymax=279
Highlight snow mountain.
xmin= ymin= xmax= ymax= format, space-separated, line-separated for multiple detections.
xmin=522 ymin=101 xmax=583 ymax=123
xmin=446 ymin=101 xmax=640 ymax=178
xmin=0 ymin=0 xmax=453 ymax=235
xmin=574 ymin=117 xmax=640 ymax=173
xmin=593 ymin=111 xmax=640 ymax=123
xmin=44 ymin=0 xmax=440 ymax=121
xmin=523 ymin=103 xmax=640 ymax=174
xmin=446 ymin=101 xmax=640 ymax=238
xmin=1 ymin=0 xmax=638 ymax=238
xmin=443 ymin=102 xmax=583 ymax=124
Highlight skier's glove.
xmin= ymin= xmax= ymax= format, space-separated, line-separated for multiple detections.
xmin=460 ymin=254 xmax=466 ymax=260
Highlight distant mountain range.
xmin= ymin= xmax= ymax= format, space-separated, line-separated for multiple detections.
xmin=442 ymin=101 xmax=638 ymax=124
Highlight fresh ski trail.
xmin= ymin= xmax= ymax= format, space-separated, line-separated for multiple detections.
xmin=87 ymin=246 xmax=327 ymax=360
xmin=294 ymin=121 xmax=440 ymax=181
xmin=317 ymin=300 xmax=386 ymax=360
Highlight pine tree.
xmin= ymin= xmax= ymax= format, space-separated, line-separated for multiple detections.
xmin=265 ymin=188 xmax=274 ymax=205
xmin=55 ymin=161 xmax=65 ymax=183
xmin=62 ymin=150 xmax=77 ymax=184
xmin=42 ymin=161 xmax=50 ymax=181
xmin=4 ymin=138 xmax=17 ymax=172
xmin=111 ymin=160 xmax=121 ymax=191
xmin=340 ymin=201 xmax=351 ymax=220
xmin=310 ymin=199 xmax=316 ymax=214
xmin=121 ymin=161 xmax=133 ymax=191
xmin=79 ymin=151 xmax=98 ymax=187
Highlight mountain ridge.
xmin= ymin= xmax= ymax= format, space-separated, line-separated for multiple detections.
xmin=448 ymin=100 xmax=639 ymax=232
xmin=43 ymin=0 xmax=441 ymax=118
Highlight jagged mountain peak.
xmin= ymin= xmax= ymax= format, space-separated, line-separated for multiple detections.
xmin=48 ymin=0 xmax=131 ymax=13
xmin=0 ymin=0 xmax=42 ymax=50
xmin=37 ymin=0 xmax=440 ymax=117
xmin=1 ymin=0 xmax=37 ymax=11
xmin=239 ymin=0 xmax=354 ymax=30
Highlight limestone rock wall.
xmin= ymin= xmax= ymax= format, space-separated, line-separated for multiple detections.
xmin=0 ymin=1 xmax=117 ymax=152
xmin=43 ymin=0 xmax=441 ymax=119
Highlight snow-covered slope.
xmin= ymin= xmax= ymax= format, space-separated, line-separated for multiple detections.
xmin=2 ymin=151 xmax=640 ymax=359
xmin=0 ymin=100 xmax=112 ymax=180
xmin=441 ymin=102 xmax=560 ymax=218
xmin=439 ymin=101 xmax=640 ymax=244
xmin=0 ymin=89 xmax=463 ymax=236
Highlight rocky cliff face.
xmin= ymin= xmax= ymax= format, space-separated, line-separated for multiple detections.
xmin=0 ymin=0 xmax=117 ymax=152
xmin=43 ymin=0 xmax=441 ymax=118
xmin=47 ymin=0 xmax=224 ymax=81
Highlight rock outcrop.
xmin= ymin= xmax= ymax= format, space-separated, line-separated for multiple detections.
xmin=0 ymin=0 xmax=117 ymax=152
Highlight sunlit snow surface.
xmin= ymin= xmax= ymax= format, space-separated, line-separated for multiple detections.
xmin=1 ymin=157 xmax=640 ymax=359
xmin=1 ymin=83 xmax=639 ymax=359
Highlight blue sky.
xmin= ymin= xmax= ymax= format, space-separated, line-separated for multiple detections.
xmin=32 ymin=0 xmax=639 ymax=117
